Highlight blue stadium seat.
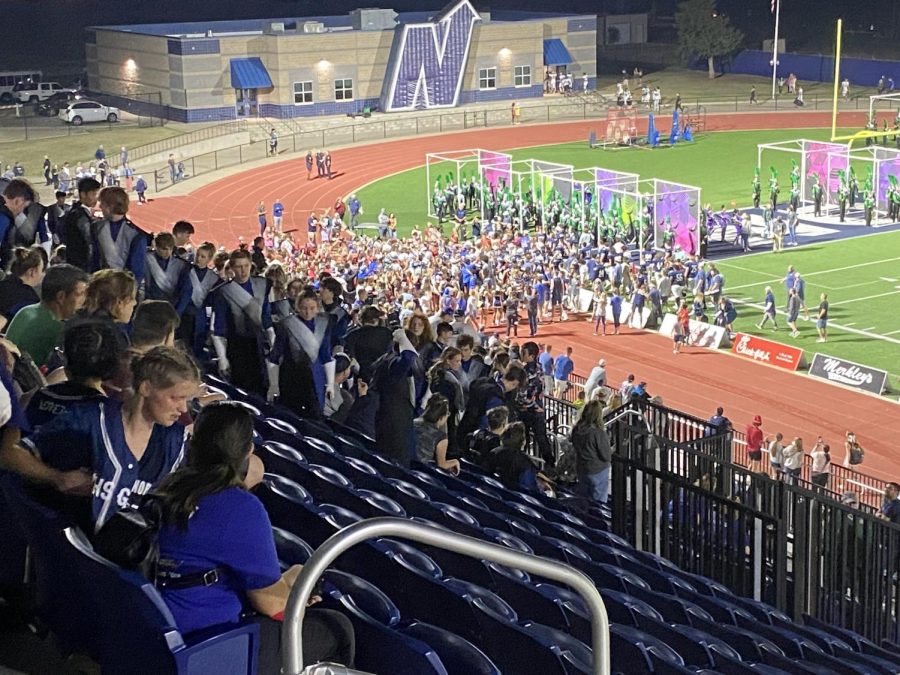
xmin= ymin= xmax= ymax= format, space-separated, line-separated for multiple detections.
xmin=319 ymin=570 xmax=448 ymax=675
xmin=257 ymin=475 xmax=354 ymax=548
xmin=272 ymin=526 xmax=314 ymax=566
xmin=399 ymin=621 xmax=501 ymax=675
xmin=353 ymin=489 xmax=406 ymax=517
xmin=484 ymin=563 xmax=573 ymax=631
xmin=342 ymin=455 xmax=380 ymax=477
xmin=1 ymin=474 xmax=96 ymax=655
xmin=625 ymin=587 xmax=714 ymax=627
xmin=440 ymin=577 xmax=575 ymax=675
xmin=519 ymin=621 xmax=593 ymax=673
xmin=608 ymin=623 xmax=697 ymax=675
xmin=803 ymin=613 xmax=900 ymax=665
xmin=64 ymin=527 xmax=259 ymax=675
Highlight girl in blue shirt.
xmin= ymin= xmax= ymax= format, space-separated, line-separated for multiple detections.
xmin=155 ymin=402 xmax=355 ymax=673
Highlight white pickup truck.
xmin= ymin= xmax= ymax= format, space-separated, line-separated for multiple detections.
xmin=15 ymin=81 xmax=78 ymax=103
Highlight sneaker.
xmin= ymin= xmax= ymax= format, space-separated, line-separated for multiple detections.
xmin=816 ymin=337 xmax=826 ymax=343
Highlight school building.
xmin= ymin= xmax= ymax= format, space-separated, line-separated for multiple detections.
xmin=84 ymin=1 xmax=599 ymax=123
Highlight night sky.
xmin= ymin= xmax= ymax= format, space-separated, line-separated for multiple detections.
xmin=2 ymin=0 xmax=897 ymax=79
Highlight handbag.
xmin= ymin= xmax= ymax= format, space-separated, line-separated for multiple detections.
xmin=91 ymin=496 xmax=163 ymax=580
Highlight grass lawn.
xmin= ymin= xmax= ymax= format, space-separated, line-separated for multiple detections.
xmin=355 ymin=127 xmax=856 ymax=237
xmin=717 ymin=230 xmax=900 ymax=393
xmin=0 ymin=123 xmax=183 ymax=192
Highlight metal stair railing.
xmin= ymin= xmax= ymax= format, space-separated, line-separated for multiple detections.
xmin=282 ymin=516 xmax=611 ymax=675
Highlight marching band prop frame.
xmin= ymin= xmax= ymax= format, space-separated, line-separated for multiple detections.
xmin=826 ymin=146 xmax=900 ymax=223
xmin=425 ymin=149 xmax=515 ymax=220
xmin=651 ymin=179 xmax=701 ymax=256
xmin=756 ymin=139 xmax=846 ymax=211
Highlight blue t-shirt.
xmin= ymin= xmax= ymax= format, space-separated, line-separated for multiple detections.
xmin=538 ymin=352 xmax=554 ymax=376
xmin=159 ymin=487 xmax=281 ymax=635
xmin=273 ymin=202 xmax=283 ymax=217
xmin=24 ymin=382 xmax=105 ymax=433
xmin=22 ymin=399 xmax=186 ymax=529
xmin=554 ymin=355 xmax=574 ymax=381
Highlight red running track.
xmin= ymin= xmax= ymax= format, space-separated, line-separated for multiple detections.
xmin=133 ymin=109 xmax=900 ymax=483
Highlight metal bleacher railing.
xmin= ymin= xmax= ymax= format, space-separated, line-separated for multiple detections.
xmin=556 ymin=374 xmax=890 ymax=510
xmin=601 ymin=397 xmax=900 ymax=645
xmin=282 ymin=517 xmax=612 ymax=675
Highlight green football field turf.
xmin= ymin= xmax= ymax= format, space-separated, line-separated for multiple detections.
xmin=354 ymin=126 xmax=900 ymax=393
xmin=716 ymin=230 xmax=900 ymax=393
xmin=354 ymin=127 xmax=861 ymax=238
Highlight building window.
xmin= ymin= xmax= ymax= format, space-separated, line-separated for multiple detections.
xmin=514 ymin=65 xmax=532 ymax=87
xmin=334 ymin=78 xmax=353 ymax=101
xmin=478 ymin=67 xmax=497 ymax=91
xmin=293 ymin=81 xmax=313 ymax=104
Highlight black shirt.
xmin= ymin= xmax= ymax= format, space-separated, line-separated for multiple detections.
xmin=344 ymin=325 xmax=393 ymax=379
xmin=0 ymin=277 xmax=38 ymax=324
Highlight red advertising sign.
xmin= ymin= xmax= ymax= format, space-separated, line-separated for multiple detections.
xmin=731 ymin=333 xmax=804 ymax=371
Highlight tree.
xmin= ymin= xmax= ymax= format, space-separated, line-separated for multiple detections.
xmin=675 ymin=0 xmax=745 ymax=79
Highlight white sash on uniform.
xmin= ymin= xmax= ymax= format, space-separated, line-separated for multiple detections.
xmin=146 ymin=255 xmax=187 ymax=298
xmin=220 ymin=278 xmax=266 ymax=334
xmin=189 ymin=268 xmax=220 ymax=308
xmin=93 ymin=219 xmax=139 ymax=270
xmin=283 ymin=314 xmax=328 ymax=362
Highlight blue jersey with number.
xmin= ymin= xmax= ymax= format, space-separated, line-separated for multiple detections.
xmin=22 ymin=399 xmax=187 ymax=530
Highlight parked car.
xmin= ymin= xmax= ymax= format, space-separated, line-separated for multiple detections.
xmin=58 ymin=100 xmax=119 ymax=125
xmin=15 ymin=81 xmax=78 ymax=103
xmin=36 ymin=91 xmax=81 ymax=116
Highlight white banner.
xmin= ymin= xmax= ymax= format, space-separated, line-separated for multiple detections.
xmin=659 ymin=313 xmax=729 ymax=349
xmin=577 ymin=288 xmax=594 ymax=313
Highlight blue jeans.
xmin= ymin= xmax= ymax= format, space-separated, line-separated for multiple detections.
xmin=579 ymin=467 xmax=610 ymax=504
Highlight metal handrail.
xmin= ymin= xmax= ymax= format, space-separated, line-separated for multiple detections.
xmin=282 ymin=517 xmax=611 ymax=675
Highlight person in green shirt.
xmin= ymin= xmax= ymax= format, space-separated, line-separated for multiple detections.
xmin=5 ymin=264 xmax=89 ymax=367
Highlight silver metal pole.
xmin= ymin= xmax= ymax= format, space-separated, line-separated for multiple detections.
xmin=282 ymin=517 xmax=611 ymax=675
xmin=771 ymin=0 xmax=781 ymax=100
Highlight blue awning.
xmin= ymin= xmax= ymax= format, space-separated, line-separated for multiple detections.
xmin=230 ymin=57 xmax=272 ymax=89
xmin=543 ymin=38 xmax=573 ymax=66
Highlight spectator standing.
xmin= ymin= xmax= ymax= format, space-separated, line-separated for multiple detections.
xmin=268 ymin=128 xmax=278 ymax=156
xmin=745 ymin=414 xmax=765 ymax=472
xmin=538 ymin=344 xmax=554 ymax=394
xmin=879 ymin=483 xmax=900 ymax=524
xmin=484 ymin=422 xmax=538 ymax=492
xmin=843 ymin=431 xmax=865 ymax=467
xmin=757 ymin=286 xmax=778 ymax=330
xmin=810 ymin=438 xmax=831 ymax=491
xmin=786 ymin=288 xmax=801 ymax=338
xmin=706 ymin=406 xmax=731 ymax=436
xmin=619 ymin=374 xmax=635 ymax=401
xmin=816 ymin=292 xmax=829 ymax=343
xmin=768 ymin=432 xmax=785 ymax=479
xmin=782 ymin=437 xmax=804 ymax=483
xmin=5 ymin=264 xmax=89 ymax=367
xmin=553 ymin=346 xmax=574 ymax=398
xmin=583 ymin=359 xmax=607 ymax=400
xmin=570 ymin=400 xmax=612 ymax=504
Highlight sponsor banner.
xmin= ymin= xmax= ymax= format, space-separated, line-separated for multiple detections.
xmin=658 ymin=314 xmax=729 ymax=350
xmin=809 ymin=353 xmax=888 ymax=395
xmin=731 ymin=333 xmax=804 ymax=371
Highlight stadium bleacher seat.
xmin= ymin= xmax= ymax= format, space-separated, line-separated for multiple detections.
xmin=64 ymin=527 xmax=259 ymax=675
xmin=196 ymin=378 xmax=900 ymax=675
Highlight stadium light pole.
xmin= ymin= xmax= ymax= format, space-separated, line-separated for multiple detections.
xmin=770 ymin=0 xmax=781 ymax=100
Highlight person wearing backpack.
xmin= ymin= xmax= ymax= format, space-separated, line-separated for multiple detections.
xmin=843 ymin=431 xmax=865 ymax=468
xmin=570 ymin=400 xmax=612 ymax=504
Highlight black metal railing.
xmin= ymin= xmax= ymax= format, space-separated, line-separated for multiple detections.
xmin=606 ymin=400 xmax=900 ymax=644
